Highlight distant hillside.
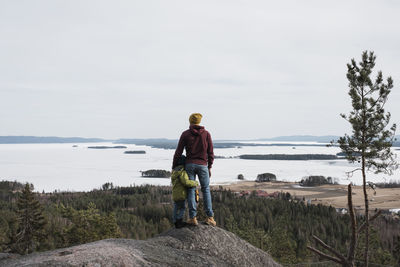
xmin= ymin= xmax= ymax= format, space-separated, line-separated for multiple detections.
xmin=2 ymin=135 xmax=399 ymax=147
xmin=260 ymin=135 xmax=400 ymax=147
xmin=0 ymin=136 xmax=108 ymax=144
xmin=115 ymin=138 xmax=178 ymax=149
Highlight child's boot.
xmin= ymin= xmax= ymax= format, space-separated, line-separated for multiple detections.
xmin=174 ymin=219 xmax=187 ymax=228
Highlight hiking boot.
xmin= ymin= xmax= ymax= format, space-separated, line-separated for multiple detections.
xmin=204 ymin=217 xmax=216 ymax=226
xmin=187 ymin=217 xmax=198 ymax=226
xmin=174 ymin=219 xmax=187 ymax=229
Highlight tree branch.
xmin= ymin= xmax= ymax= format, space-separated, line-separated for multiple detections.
xmin=306 ymin=246 xmax=343 ymax=264
xmin=311 ymin=235 xmax=347 ymax=262
xmin=345 ymin=168 xmax=362 ymax=177
xmin=358 ymin=210 xmax=382 ymax=234
xmin=367 ymin=94 xmax=382 ymax=111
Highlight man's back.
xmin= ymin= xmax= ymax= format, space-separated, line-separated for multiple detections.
xmin=172 ymin=125 xmax=214 ymax=169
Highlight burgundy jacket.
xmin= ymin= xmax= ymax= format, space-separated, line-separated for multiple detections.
xmin=172 ymin=125 xmax=214 ymax=169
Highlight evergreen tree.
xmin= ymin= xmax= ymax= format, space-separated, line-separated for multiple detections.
xmin=14 ymin=183 xmax=46 ymax=254
xmin=269 ymin=224 xmax=297 ymax=264
xmin=1 ymin=183 xmax=397 ymax=264
xmin=355 ymin=227 xmax=396 ymax=266
xmin=60 ymin=202 xmax=121 ymax=246
xmin=394 ymin=236 xmax=400 ymax=266
xmin=337 ymin=51 xmax=397 ymax=266
xmin=0 ymin=215 xmax=10 ymax=250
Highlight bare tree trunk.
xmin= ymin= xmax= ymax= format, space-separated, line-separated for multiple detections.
xmin=362 ymin=155 xmax=369 ymax=267
xmin=347 ymin=184 xmax=357 ymax=267
xmin=360 ymin=86 xmax=369 ymax=267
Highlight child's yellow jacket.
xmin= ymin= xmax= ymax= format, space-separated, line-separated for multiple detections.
xmin=171 ymin=165 xmax=198 ymax=202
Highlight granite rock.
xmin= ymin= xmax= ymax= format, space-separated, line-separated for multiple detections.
xmin=1 ymin=224 xmax=281 ymax=267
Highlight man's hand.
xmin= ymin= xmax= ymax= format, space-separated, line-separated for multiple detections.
xmin=208 ymin=168 xmax=211 ymax=178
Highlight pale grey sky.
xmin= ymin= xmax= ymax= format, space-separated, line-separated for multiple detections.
xmin=1 ymin=0 xmax=399 ymax=139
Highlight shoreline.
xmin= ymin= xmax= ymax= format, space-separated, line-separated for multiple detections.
xmin=215 ymin=180 xmax=400 ymax=211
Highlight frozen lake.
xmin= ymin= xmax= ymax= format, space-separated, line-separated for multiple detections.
xmin=0 ymin=142 xmax=399 ymax=192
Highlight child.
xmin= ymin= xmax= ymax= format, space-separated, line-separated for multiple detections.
xmin=171 ymin=155 xmax=198 ymax=228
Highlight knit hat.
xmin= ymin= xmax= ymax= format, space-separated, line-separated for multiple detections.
xmin=189 ymin=113 xmax=202 ymax=125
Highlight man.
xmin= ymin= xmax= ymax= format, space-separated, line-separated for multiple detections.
xmin=172 ymin=113 xmax=216 ymax=226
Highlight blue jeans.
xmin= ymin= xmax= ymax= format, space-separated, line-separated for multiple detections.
xmin=185 ymin=163 xmax=214 ymax=218
xmin=173 ymin=200 xmax=186 ymax=223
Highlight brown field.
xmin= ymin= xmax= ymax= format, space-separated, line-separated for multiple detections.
xmin=216 ymin=181 xmax=400 ymax=211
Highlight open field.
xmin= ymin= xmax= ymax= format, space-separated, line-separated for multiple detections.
xmin=217 ymin=181 xmax=400 ymax=211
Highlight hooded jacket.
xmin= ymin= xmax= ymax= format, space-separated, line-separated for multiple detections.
xmin=171 ymin=165 xmax=199 ymax=202
xmin=172 ymin=125 xmax=214 ymax=169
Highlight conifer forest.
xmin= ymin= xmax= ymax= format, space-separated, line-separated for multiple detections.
xmin=0 ymin=181 xmax=399 ymax=266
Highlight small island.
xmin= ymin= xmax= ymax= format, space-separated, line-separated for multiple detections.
xmin=215 ymin=155 xmax=235 ymax=159
xmin=87 ymin=146 xmax=127 ymax=149
xmin=299 ymin=176 xmax=336 ymax=186
xmin=124 ymin=150 xmax=146 ymax=154
xmin=140 ymin=169 xmax=171 ymax=178
xmin=256 ymin=173 xmax=277 ymax=182
xmin=336 ymin=152 xmax=361 ymax=157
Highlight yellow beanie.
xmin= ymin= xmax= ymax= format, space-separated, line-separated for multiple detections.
xmin=189 ymin=113 xmax=202 ymax=125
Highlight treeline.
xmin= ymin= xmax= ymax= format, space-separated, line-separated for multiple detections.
xmin=0 ymin=136 xmax=106 ymax=144
xmin=87 ymin=146 xmax=127 ymax=149
xmin=0 ymin=181 xmax=398 ymax=266
xmin=114 ymin=139 xmax=329 ymax=150
xmin=239 ymin=154 xmax=338 ymax=160
xmin=375 ymin=180 xmax=400 ymax=188
xmin=300 ymin=176 xmax=337 ymax=186
xmin=140 ymin=169 xmax=171 ymax=178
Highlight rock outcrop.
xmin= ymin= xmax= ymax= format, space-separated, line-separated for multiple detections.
xmin=1 ymin=224 xmax=281 ymax=266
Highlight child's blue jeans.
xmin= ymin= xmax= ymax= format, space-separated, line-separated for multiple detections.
xmin=173 ymin=200 xmax=186 ymax=223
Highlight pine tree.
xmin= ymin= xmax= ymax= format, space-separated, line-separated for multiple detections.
xmin=14 ymin=183 xmax=46 ymax=254
xmin=269 ymin=224 xmax=297 ymax=264
xmin=338 ymin=51 xmax=397 ymax=266
xmin=308 ymin=51 xmax=397 ymax=267
xmin=60 ymin=202 xmax=121 ymax=246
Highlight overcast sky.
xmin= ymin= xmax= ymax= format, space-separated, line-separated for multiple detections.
xmin=1 ymin=0 xmax=399 ymax=140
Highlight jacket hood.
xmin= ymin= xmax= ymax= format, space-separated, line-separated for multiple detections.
xmin=190 ymin=125 xmax=205 ymax=136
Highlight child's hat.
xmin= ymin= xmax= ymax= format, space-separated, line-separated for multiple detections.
xmin=178 ymin=155 xmax=186 ymax=165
